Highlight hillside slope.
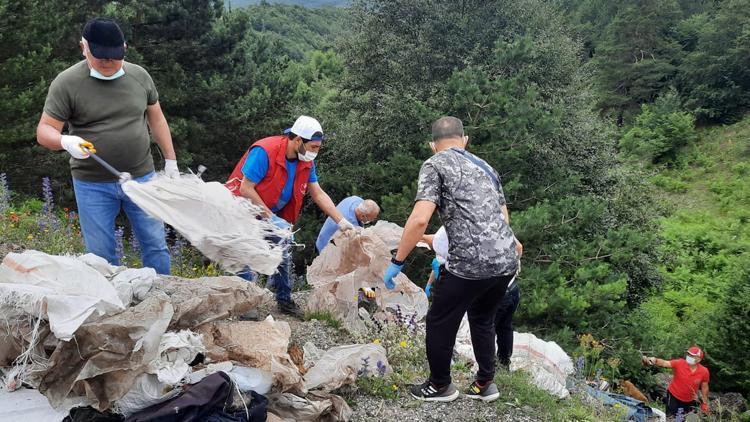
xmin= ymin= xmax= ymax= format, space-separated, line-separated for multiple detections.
xmin=635 ymin=116 xmax=750 ymax=393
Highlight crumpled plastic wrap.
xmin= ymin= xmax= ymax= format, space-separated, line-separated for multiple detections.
xmin=305 ymin=222 xmax=429 ymax=334
xmin=38 ymin=295 xmax=174 ymax=410
xmin=303 ymin=343 xmax=390 ymax=392
xmin=195 ymin=316 xmax=304 ymax=394
xmin=122 ymin=174 xmax=287 ymax=274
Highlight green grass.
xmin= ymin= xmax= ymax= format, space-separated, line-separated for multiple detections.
xmin=305 ymin=310 xmax=343 ymax=330
xmin=493 ymin=371 xmax=624 ymax=421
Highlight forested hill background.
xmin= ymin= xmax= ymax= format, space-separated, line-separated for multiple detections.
xmin=1 ymin=0 xmax=748 ymax=397
xmin=228 ymin=0 xmax=349 ymax=8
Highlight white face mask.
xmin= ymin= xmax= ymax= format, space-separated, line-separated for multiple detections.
xmin=686 ymin=356 xmax=697 ymax=365
xmin=90 ymin=67 xmax=125 ymax=80
xmin=296 ymin=141 xmax=318 ymax=162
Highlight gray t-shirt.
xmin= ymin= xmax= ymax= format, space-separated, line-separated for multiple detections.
xmin=44 ymin=60 xmax=158 ymax=182
xmin=415 ymin=148 xmax=518 ymax=279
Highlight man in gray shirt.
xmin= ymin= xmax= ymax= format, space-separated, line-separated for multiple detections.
xmin=384 ymin=116 xmax=520 ymax=402
xmin=36 ymin=18 xmax=177 ymax=274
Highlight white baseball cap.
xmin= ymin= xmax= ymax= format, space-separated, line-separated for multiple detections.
xmin=286 ymin=115 xmax=324 ymax=142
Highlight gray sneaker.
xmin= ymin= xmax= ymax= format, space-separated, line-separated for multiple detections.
xmin=410 ymin=380 xmax=459 ymax=402
xmin=465 ymin=380 xmax=500 ymax=402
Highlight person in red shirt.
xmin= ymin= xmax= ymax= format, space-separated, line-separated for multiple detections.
xmin=644 ymin=346 xmax=710 ymax=416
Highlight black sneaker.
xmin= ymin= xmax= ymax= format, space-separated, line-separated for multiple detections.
xmin=465 ymin=380 xmax=500 ymax=402
xmin=277 ymin=300 xmax=304 ymax=319
xmin=410 ymin=380 xmax=459 ymax=402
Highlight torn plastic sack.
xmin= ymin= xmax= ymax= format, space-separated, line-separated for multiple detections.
xmin=147 ymin=330 xmax=205 ymax=384
xmin=303 ymin=343 xmax=390 ymax=392
xmin=0 ymin=251 xmax=125 ymax=341
xmin=305 ymin=224 xmax=429 ymax=334
xmin=453 ymin=315 xmax=573 ymax=399
xmin=195 ymin=316 xmax=303 ymax=393
xmin=147 ymin=275 xmax=270 ymax=330
xmin=230 ymin=366 xmax=273 ymax=395
xmin=112 ymin=373 xmax=180 ymax=417
xmin=121 ymin=174 xmax=287 ymax=274
xmin=267 ymin=391 xmax=352 ymax=422
xmin=511 ymin=332 xmax=574 ymax=399
xmin=38 ymin=295 xmax=173 ymax=411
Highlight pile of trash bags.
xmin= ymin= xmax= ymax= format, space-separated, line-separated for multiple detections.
xmin=305 ymin=221 xmax=429 ymax=334
xmin=0 ymin=250 xmax=390 ymax=422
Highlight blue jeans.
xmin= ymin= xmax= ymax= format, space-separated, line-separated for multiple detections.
xmin=72 ymin=172 xmax=171 ymax=274
xmin=238 ymin=215 xmax=292 ymax=303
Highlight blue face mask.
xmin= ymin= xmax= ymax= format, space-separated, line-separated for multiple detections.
xmin=90 ymin=67 xmax=125 ymax=80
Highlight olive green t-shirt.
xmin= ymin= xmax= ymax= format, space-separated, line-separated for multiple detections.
xmin=43 ymin=60 xmax=158 ymax=182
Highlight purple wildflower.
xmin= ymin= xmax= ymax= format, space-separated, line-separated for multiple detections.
xmin=675 ymin=407 xmax=684 ymax=422
xmin=408 ymin=313 xmax=417 ymax=333
xmin=129 ymin=230 xmax=140 ymax=254
xmin=595 ymin=368 xmax=602 ymax=381
xmin=0 ymin=173 xmax=10 ymax=212
xmin=41 ymin=177 xmax=54 ymax=214
xmin=395 ymin=305 xmax=404 ymax=326
xmin=171 ymin=234 xmax=186 ymax=267
xmin=115 ymin=226 xmax=125 ymax=261
xmin=358 ymin=356 xmax=371 ymax=377
xmin=576 ymin=356 xmax=585 ymax=377
xmin=376 ymin=360 xmax=387 ymax=377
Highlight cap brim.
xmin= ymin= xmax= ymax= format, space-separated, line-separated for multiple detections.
xmin=89 ymin=42 xmax=125 ymax=60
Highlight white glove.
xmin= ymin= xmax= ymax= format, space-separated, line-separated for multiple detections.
xmin=164 ymin=159 xmax=179 ymax=178
xmin=338 ymin=218 xmax=355 ymax=232
xmin=61 ymin=135 xmax=94 ymax=159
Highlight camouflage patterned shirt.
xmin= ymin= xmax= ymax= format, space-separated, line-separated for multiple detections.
xmin=415 ymin=147 xmax=519 ymax=279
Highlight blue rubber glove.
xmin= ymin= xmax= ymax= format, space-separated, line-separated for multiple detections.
xmin=431 ymin=258 xmax=440 ymax=282
xmin=383 ymin=262 xmax=403 ymax=290
xmin=425 ymin=282 xmax=432 ymax=298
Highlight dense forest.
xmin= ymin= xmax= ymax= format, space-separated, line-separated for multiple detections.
xmin=1 ymin=0 xmax=748 ymax=398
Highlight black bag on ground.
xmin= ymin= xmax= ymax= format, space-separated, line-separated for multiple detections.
xmin=125 ymin=372 xmax=233 ymax=422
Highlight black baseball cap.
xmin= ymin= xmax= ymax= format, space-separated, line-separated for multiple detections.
xmin=82 ymin=18 xmax=125 ymax=60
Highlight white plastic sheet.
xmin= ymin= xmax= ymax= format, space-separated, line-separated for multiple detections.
xmin=0 ymin=388 xmax=72 ymax=422
xmin=147 ymin=330 xmax=205 ymax=384
xmin=511 ymin=332 xmax=574 ymax=398
xmin=454 ymin=314 xmax=574 ymax=398
xmin=113 ymin=373 xmax=180 ymax=417
xmin=121 ymin=174 xmax=287 ymax=274
xmin=303 ymin=343 xmax=390 ymax=392
xmin=305 ymin=223 xmax=429 ymax=334
xmin=0 ymin=251 xmax=124 ymax=341
xmin=230 ymin=366 xmax=274 ymax=395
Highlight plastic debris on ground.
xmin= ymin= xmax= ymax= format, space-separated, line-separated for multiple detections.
xmin=147 ymin=330 xmax=205 ymax=384
xmin=195 ymin=316 xmax=304 ymax=394
xmin=0 ymin=251 xmax=126 ymax=341
xmin=582 ymin=385 xmax=654 ymax=422
xmin=148 ymin=275 xmax=271 ymax=329
xmin=266 ymin=391 xmax=352 ymax=422
xmin=112 ymin=373 xmax=180 ymax=417
xmin=0 ymin=387 xmax=74 ymax=421
xmin=0 ymin=249 xmax=360 ymax=421
xmin=121 ymin=173 xmax=287 ymax=274
xmin=454 ymin=313 xmax=574 ymax=398
xmin=305 ymin=221 xmax=429 ymax=334
xmin=302 ymin=343 xmax=390 ymax=392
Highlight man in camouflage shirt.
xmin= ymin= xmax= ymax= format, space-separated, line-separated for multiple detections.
xmin=383 ymin=116 xmax=521 ymax=403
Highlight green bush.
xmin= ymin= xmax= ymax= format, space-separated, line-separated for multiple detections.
xmin=620 ymin=91 xmax=697 ymax=163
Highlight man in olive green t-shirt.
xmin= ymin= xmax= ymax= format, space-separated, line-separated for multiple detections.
xmin=36 ymin=17 xmax=177 ymax=274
